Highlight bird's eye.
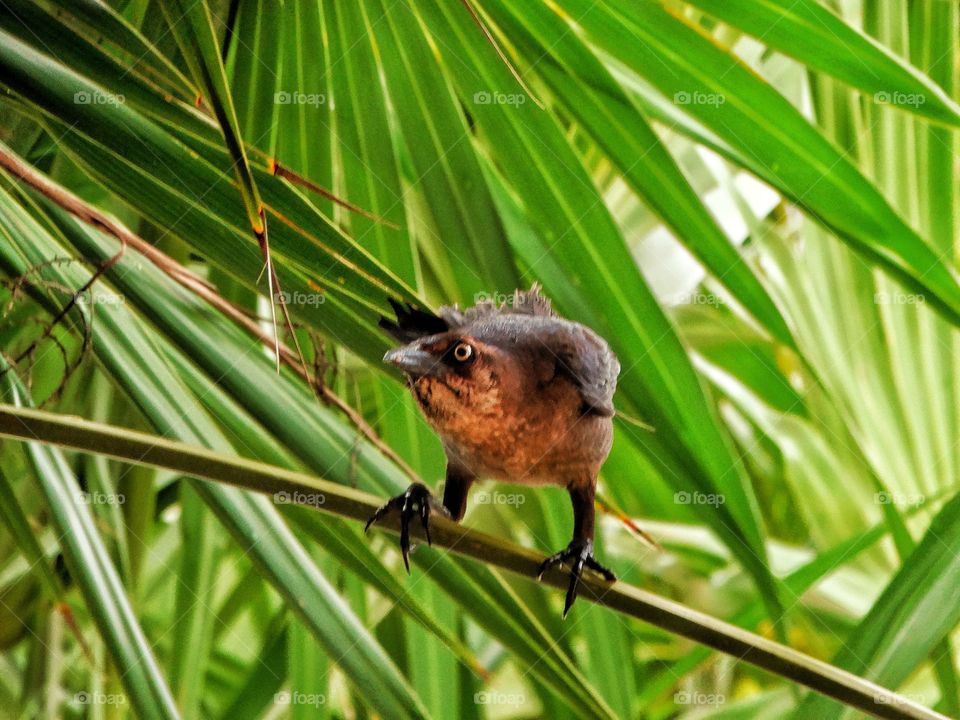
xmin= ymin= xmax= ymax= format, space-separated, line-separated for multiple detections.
xmin=452 ymin=342 xmax=474 ymax=363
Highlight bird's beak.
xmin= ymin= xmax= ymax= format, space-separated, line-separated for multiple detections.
xmin=383 ymin=347 xmax=439 ymax=378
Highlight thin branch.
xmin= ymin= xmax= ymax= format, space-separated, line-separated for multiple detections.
xmin=269 ymin=160 xmax=399 ymax=229
xmin=0 ymin=405 xmax=945 ymax=720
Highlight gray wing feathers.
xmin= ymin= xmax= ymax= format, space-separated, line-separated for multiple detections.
xmin=550 ymin=325 xmax=619 ymax=417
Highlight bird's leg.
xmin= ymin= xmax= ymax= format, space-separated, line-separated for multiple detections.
xmin=537 ymin=482 xmax=616 ymax=616
xmin=364 ymin=468 xmax=474 ymax=573
xmin=441 ymin=466 xmax=475 ymax=522
xmin=364 ymin=483 xmax=448 ymax=573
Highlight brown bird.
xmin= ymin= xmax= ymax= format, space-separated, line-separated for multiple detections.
xmin=365 ymin=285 xmax=618 ymax=615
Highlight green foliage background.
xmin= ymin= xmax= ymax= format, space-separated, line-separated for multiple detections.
xmin=0 ymin=0 xmax=958 ymax=718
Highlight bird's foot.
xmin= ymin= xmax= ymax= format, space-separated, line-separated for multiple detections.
xmin=537 ymin=539 xmax=616 ymax=617
xmin=364 ymin=483 xmax=450 ymax=573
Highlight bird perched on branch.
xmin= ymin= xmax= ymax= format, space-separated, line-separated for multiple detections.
xmin=366 ymin=284 xmax=619 ymax=615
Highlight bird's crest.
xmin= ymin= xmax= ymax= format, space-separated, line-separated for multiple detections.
xmin=380 ymin=284 xmax=554 ymax=342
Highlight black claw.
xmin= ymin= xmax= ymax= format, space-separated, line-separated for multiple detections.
xmin=364 ymin=506 xmax=385 ymax=534
xmin=420 ymin=500 xmax=432 ymax=546
xmin=365 ymin=483 xmax=439 ymax=573
xmin=564 ymin=555 xmax=585 ymax=617
xmin=585 ymin=554 xmax=617 ymax=581
xmin=399 ymin=495 xmax=412 ymax=574
xmin=537 ymin=539 xmax=616 ymax=616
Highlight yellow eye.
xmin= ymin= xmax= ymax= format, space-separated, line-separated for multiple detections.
xmin=452 ymin=342 xmax=473 ymax=363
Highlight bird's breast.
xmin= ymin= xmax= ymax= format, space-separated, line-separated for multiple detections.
xmin=410 ymin=370 xmax=613 ymax=485
xmin=442 ymin=412 xmax=612 ymax=486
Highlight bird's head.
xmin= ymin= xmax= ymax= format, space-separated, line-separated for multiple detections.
xmin=382 ymin=331 xmax=522 ymax=425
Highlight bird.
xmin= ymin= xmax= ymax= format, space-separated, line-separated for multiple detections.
xmin=365 ymin=284 xmax=619 ymax=615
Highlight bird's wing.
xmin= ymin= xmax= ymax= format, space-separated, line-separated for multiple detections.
xmin=489 ymin=317 xmax=618 ymax=417
xmin=550 ymin=324 xmax=620 ymax=417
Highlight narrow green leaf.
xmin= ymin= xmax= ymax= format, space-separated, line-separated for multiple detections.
xmin=170 ymin=487 xmax=220 ymax=716
xmin=0 ymin=0 xmax=213 ymax=140
xmin=218 ymin=613 xmax=287 ymax=720
xmin=326 ymin=1 xmax=418 ymax=284
xmin=679 ymin=0 xmax=960 ymax=128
